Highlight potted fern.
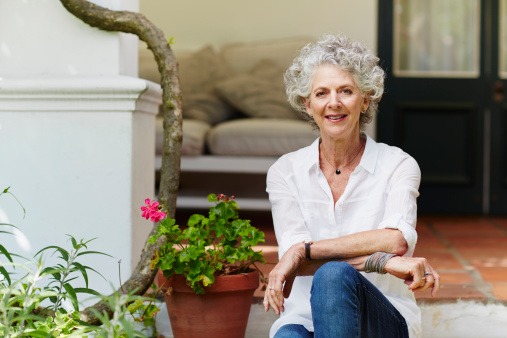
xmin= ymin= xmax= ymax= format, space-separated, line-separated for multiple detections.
xmin=142 ymin=193 xmax=266 ymax=338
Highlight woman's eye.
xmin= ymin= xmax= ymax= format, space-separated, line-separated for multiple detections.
xmin=342 ymin=89 xmax=353 ymax=94
xmin=315 ymin=92 xmax=325 ymax=97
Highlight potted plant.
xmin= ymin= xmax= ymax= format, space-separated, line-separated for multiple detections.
xmin=142 ymin=193 xmax=266 ymax=338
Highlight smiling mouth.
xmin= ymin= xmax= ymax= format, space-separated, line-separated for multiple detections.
xmin=326 ymin=115 xmax=346 ymax=120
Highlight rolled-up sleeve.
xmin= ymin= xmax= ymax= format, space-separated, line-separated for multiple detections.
xmin=267 ymin=163 xmax=311 ymax=258
xmin=378 ymin=156 xmax=421 ymax=256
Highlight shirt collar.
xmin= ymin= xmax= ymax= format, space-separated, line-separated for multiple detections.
xmin=304 ymin=134 xmax=379 ymax=174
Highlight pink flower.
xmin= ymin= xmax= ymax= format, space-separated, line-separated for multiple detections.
xmin=141 ymin=198 xmax=154 ymax=219
xmin=141 ymin=198 xmax=167 ymax=222
xmin=151 ymin=210 xmax=167 ymax=222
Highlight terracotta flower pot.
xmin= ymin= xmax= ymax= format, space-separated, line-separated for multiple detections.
xmin=157 ymin=269 xmax=260 ymax=338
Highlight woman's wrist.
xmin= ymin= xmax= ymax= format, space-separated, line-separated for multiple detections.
xmin=364 ymin=252 xmax=397 ymax=274
xmin=292 ymin=242 xmax=307 ymax=264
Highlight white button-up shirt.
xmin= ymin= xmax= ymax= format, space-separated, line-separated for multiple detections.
xmin=266 ymin=135 xmax=421 ymax=338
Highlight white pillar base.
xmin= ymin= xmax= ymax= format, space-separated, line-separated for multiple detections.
xmin=0 ymin=75 xmax=162 ymax=301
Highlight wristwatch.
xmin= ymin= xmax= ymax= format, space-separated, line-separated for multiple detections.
xmin=303 ymin=241 xmax=314 ymax=260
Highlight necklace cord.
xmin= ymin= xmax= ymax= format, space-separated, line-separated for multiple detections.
xmin=321 ymin=139 xmax=364 ymax=175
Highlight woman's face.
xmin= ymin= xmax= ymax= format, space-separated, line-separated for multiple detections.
xmin=303 ymin=64 xmax=369 ymax=141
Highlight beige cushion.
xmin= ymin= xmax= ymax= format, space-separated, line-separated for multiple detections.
xmin=215 ymin=75 xmax=299 ymax=120
xmin=250 ymin=59 xmax=287 ymax=84
xmin=178 ymin=45 xmax=231 ymax=93
xmin=207 ymin=119 xmax=320 ymax=156
xmin=179 ymin=46 xmax=235 ymax=124
xmin=214 ymin=59 xmax=301 ymax=120
xmin=141 ymin=46 xmax=235 ymax=124
xmin=219 ymin=37 xmax=313 ymax=75
xmin=156 ymin=118 xmax=211 ymax=156
xmin=183 ymin=93 xmax=236 ymax=125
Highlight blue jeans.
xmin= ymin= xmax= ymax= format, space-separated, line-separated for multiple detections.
xmin=275 ymin=261 xmax=409 ymax=338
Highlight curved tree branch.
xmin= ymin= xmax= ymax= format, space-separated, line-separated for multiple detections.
xmin=59 ymin=0 xmax=182 ymax=325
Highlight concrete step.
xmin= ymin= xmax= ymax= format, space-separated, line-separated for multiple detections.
xmin=156 ymin=300 xmax=507 ymax=338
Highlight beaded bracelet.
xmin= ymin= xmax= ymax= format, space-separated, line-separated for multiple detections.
xmin=364 ymin=252 xmax=397 ymax=274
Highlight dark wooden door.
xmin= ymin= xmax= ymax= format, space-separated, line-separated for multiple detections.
xmin=490 ymin=0 xmax=507 ymax=214
xmin=376 ymin=0 xmax=502 ymax=214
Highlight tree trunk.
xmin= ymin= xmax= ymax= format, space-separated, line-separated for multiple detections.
xmin=59 ymin=0 xmax=182 ymax=325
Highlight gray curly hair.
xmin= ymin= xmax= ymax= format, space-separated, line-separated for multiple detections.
xmin=284 ymin=33 xmax=385 ymax=131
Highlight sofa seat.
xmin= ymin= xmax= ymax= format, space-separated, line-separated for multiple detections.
xmin=207 ymin=118 xmax=319 ymax=156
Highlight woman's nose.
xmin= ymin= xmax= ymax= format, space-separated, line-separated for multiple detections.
xmin=328 ymin=93 xmax=342 ymax=109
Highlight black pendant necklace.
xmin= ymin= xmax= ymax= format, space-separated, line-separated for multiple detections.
xmin=322 ymin=140 xmax=364 ymax=175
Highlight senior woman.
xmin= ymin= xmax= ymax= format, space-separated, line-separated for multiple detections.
xmin=263 ymin=34 xmax=439 ymax=338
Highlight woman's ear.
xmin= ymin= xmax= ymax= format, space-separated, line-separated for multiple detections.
xmin=303 ymin=97 xmax=312 ymax=115
xmin=362 ymin=93 xmax=370 ymax=113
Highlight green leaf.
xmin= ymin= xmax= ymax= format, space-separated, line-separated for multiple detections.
xmin=34 ymin=246 xmax=69 ymax=261
xmin=187 ymin=214 xmax=205 ymax=227
xmin=178 ymin=249 xmax=193 ymax=263
xmin=71 ymin=262 xmax=88 ymax=288
xmin=158 ymin=253 xmax=175 ymax=272
xmin=119 ymin=317 xmax=135 ymax=337
xmin=73 ymin=287 xmax=102 ymax=297
xmin=0 ymin=244 xmax=13 ymax=263
xmin=76 ymin=250 xmax=113 ymax=258
xmin=63 ymin=283 xmax=79 ymax=311
xmin=182 ymin=227 xmax=200 ymax=241
xmin=69 ymin=236 xmax=79 ymax=250
xmin=0 ymin=265 xmax=11 ymax=285
xmin=0 ymin=222 xmax=21 ymax=230
xmin=40 ymin=267 xmax=64 ymax=279
xmin=199 ymin=265 xmax=215 ymax=287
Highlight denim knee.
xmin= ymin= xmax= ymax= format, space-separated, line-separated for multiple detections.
xmin=311 ymin=261 xmax=358 ymax=292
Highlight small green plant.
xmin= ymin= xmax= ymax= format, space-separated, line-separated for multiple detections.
xmin=146 ymin=193 xmax=266 ymax=294
xmin=0 ymin=187 xmax=159 ymax=337
xmin=90 ymin=290 xmax=157 ymax=337
xmin=35 ymin=235 xmax=111 ymax=315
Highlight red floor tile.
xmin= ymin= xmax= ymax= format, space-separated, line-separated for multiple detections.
xmin=432 ymin=222 xmax=504 ymax=237
xmin=415 ymin=237 xmax=447 ymax=250
xmin=437 ymin=271 xmax=474 ymax=284
xmin=413 ymin=251 xmax=464 ymax=270
xmin=490 ymin=282 xmax=507 ymax=301
xmin=476 ymin=267 xmax=507 ymax=283
xmin=415 ymin=284 xmax=487 ymax=302
xmin=445 ymin=237 xmax=507 ymax=248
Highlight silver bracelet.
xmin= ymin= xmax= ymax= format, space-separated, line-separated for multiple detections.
xmin=364 ymin=252 xmax=397 ymax=274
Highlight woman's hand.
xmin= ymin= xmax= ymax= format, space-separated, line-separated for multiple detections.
xmin=384 ymin=256 xmax=440 ymax=297
xmin=263 ymin=242 xmax=305 ymax=315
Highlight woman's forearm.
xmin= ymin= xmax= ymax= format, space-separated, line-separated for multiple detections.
xmin=297 ymin=255 xmax=369 ymax=276
xmin=309 ymin=228 xmax=408 ymax=260
xmin=281 ymin=228 xmax=408 ymax=277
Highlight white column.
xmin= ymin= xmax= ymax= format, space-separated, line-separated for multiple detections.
xmin=0 ymin=76 xmax=161 ymax=298
xmin=0 ymin=0 xmax=163 ymax=301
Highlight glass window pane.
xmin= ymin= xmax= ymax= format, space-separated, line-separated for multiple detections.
xmin=500 ymin=0 xmax=507 ymax=78
xmin=394 ymin=0 xmax=480 ymax=78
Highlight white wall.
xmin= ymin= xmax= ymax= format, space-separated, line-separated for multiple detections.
xmin=139 ymin=0 xmax=377 ymax=52
xmin=0 ymin=0 xmax=138 ymax=77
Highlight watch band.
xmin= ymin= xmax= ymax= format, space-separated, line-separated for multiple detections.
xmin=304 ymin=241 xmax=314 ymax=260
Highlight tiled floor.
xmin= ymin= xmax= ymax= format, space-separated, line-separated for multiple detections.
xmin=252 ymin=215 xmax=507 ymax=304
